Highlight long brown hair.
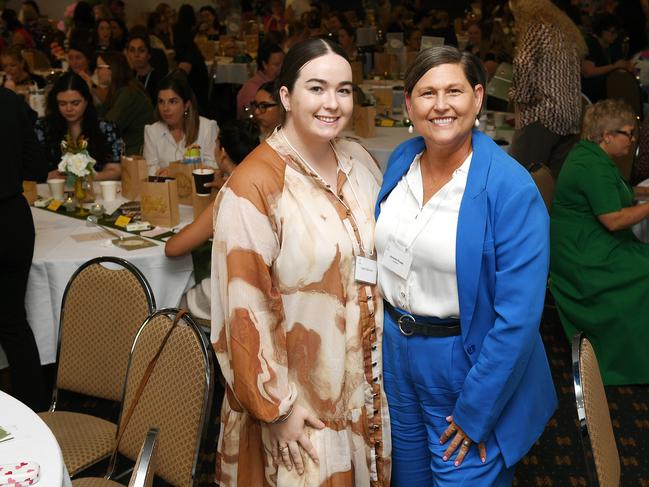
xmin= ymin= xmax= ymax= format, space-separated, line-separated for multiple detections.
xmin=99 ymin=50 xmax=147 ymax=110
xmin=156 ymin=69 xmax=200 ymax=145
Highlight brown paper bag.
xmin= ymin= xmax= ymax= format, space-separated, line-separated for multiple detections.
xmin=350 ymin=61 xmax=364 ymax=85
xmin=166 ymin=161 xmax=195 ymax=205
xmin=121 ymin=156 xmax=148 ymax=200
xmin=140 ymin=176 xmax=180 ymax=228
xmin=353 ymin=106 xmax=376 ymax=138
xmin=373 ymin=87 xmax=393 ymax=108
xmin=22 ymin=180 xmax=38 ymax=205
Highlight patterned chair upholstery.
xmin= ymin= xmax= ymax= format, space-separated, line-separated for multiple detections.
xmin=105 ymin=309 xmax=214 ymax=486
xmin=72 ymin=428 xmax=158 ymax=487
xmin=572 ymin=333 xmax=621 ymax=487
xmin=39 ymin=257 xmax=155 ymax=476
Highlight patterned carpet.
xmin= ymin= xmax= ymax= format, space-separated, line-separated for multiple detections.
xmin=5 ymin=308 xmax=648 ymax=485
xmin=513 ymin=309 xmax=649 ymax=486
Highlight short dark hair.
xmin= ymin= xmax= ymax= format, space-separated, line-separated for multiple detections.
xmin=592 ymin=13 xmax=618 ymax=36
xmin=258 ymin=80 xmax=276 ymax=97
xmin=257 ymin=43 xmax=284 ymax=72
xmin=126 ymin=26 xmax=152 ymax=53
xmin=404 ymin=45 xmax=487 ymax=111
xmin=218 ymin=120 xmax=260 ymax=164
xmin=276 ymin=37 xmax=349 ymax=123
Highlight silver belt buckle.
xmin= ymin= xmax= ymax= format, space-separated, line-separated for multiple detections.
xmin=398 ymin=314 xmax=415 ymax=336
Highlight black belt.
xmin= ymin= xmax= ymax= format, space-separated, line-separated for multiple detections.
xmin=385 ymin=301 xmax=461 ymax=337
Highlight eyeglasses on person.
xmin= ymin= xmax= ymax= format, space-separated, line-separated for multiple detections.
xmin=615 ymin=129 xmax=636 ymax=141
xmin=249 ymin=101 xmax=278 ymax=113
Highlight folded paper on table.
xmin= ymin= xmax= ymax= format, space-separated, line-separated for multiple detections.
xmin=140 ymin=176 xmax=180 ymax=228
xmin=0 ymin=461 xmax=40 ymax=486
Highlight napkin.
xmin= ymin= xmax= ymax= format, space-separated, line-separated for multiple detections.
xmin=0 ymin=461 xmax=40 ymax=486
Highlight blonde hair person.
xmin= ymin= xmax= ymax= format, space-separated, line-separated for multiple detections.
xmin=509 ymin=0 xmax=587 ymax=58
xmin=550 ymin=99 xmax=649 ymax=386
xmin=508 ymin=0 xmax=586 ymax=177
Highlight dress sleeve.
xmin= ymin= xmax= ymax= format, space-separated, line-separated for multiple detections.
xmin=210 ymin=162 xmax=297 ymax=422
xmin=580 ymin=157 xmax=624 ymax=215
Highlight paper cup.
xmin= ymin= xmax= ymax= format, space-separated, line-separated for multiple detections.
xmin=47 ymin=178 xmax=65 ymax=201
xmin=99 ymin=181 xmax=119 ymax=202
xmin=192 ymin=168 xmax=215 ymax=196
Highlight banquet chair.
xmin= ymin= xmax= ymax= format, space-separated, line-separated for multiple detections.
xmin=39 ymin=257 xmax=156 ymax=477
xmin=104 ymin=308 xmax=215 ymax=486
xmin=606 ymin=69 xmax=643 ymax=119
xmin=572 ymin=333 xmax=621 ymax=487
xmin=72 ymin=428 xmax=158 ymax=487
xmin=528 ymin=163 xmax=555 ymax=214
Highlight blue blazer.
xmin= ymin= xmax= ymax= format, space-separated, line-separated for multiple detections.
xmin=376 ymin=131 xmax=557 ymax=468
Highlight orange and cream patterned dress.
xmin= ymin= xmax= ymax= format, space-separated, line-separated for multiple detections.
xmin=210 ymin=129 xmax=391 ymax=486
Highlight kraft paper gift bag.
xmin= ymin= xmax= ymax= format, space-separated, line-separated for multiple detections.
xmin=121 ymin=155 xmax=148 ymax=200
xmin=22 ymin=180 xmax=38 ymax=205
xmin=140 ymin=176 xmax=180 ymax=228
xmin=350 ymin=61 xmax=364 ymax=85
xmin=167 ymin=161 xmax=195 ymax=205
xmin=354 ymin=106 xmax=376 ymax=138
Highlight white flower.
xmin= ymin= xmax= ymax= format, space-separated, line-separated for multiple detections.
xmin=58 ymin=151 xmax=96 ymax=177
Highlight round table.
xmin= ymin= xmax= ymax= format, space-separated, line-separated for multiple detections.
xmin=0 ymin=183 xmax=195 ymax=369
xmin=0 ymin=391 xmax=72 ymax=487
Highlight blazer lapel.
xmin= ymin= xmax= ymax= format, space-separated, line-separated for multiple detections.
xmin=456 ymin=131 xmax=492 ymax=333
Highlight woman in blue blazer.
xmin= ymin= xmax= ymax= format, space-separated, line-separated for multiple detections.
xmin=375 ymin=46 xmax=557 ymax=485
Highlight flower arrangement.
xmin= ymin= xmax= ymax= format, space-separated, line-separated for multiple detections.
xmin=57 ymin=134 xmax=96 ymax=184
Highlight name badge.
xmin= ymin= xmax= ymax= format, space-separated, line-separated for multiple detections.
xmin=383 ymin=241 xmax=412 ymax=279
xmin=354 ymin=255 xmax=377 ymax=284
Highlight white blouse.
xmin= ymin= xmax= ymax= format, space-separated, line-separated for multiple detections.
xmin=375 ymin=151 xmax=472 ymax=318
xmin=143 ymin=116 xmax=219 ymax=176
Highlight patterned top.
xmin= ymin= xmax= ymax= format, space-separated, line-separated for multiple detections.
xmin=210 ymin=129 xmax=391 ymax=486
xmin=34 ymin=118 xmax=122 ymax=172
xmin=509 ymin=22 xmax=582 ymax=136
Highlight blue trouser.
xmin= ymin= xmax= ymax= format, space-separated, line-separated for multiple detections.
xmin=383 ymin=310 xmax=516 ymax=486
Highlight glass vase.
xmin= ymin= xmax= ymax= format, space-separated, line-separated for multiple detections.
xmin=74 ymin=177 xmax=88 ymax=215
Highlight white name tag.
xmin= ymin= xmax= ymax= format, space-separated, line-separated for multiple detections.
xmin=383 ymin=241 xmax=412 ymax=279
xmin=354 ymin=255 xmax=378 ymax=284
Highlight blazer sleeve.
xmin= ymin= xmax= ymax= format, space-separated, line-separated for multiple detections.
xmin=453 ymin=180 xmax=550 ymax=442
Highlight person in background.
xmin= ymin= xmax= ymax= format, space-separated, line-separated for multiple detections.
xmin=264 ymin=0 xmax=287 ymax=34
xmin=376 ymin=45 xmax=556 ymax=485
xmin=211 ymin=37 xmax=390 ymax=487
xmin=284 ymin=21 xmax=309 ymax=51
xmin=1 ymin=9 xmax=35 ymax=48
xmin=95 ymin=18 xmax=113 ymax=52
xmin=249 ymin=81 xmax=281 ymax=139
xmin=508 ymin=0 xmax=586 ymax=177
xmin=109 ymin=18 xmax=128 ymax=51
xmin=93 ymin=3 xmax=112 ymax=21
xmin=1 ymin=46 xmax=46 ymax=90
xmin=177 ymin=4 xmax=198 ymax=35
xmin=406 ymin=27 xmax=423 ymax=52
xmin=36 ymin=71 xmax=123 ymax=180
xmin=66 ymin=33 xmax=96 ymax=89
xmin=96 ymin=51 xmax=153 ymax=155
xmin=173 ymin=18 xmax=210 ymax=114
xmin=198 ymin=5 xmax=221 ymax=40
xmin=147 ymin=12 xmax=172 ymax=49
xmin=0 ymin=86 xmax=48 ymax=412
xmin=581 ymin=14 xmax=634 ymax=103
xmin=143 ymin=69 xmax=218 ymax=175
xmin=337 ymin=25 xmax=358 ymax=61
xmin=236 ymin=42 xmax=284 ymax=118
xmin=551 ymin=99 xmax=649 ymax=385
xmin=165 ymin=120 xmax=260 ymax=319
xmin=125 ymin=30 xmax=168 ymax=105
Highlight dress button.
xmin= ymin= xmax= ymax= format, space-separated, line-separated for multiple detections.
xmin=466 ymin=344 xmax=476 ymax=354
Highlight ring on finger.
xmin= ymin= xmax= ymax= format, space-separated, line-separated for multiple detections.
xmin=279 ymin=444 xmax=289 ymax=452
xmin=462 ymin=439 xmax=471 ymax=447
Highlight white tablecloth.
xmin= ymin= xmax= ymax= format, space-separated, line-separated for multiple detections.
xmin=0 ymin=391 xmax=72 ymax=486
xmin=0 ymin=184 xmax=195 ymax=369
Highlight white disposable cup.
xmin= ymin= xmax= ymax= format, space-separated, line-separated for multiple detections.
xmin=99 ymin=181 xmax=119 ymax=202
xmin=47 ymin=178 xmax=65 ymax=201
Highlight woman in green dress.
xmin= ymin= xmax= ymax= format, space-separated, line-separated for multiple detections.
xmin=551 ymin=99 xmax=649 ymax=385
